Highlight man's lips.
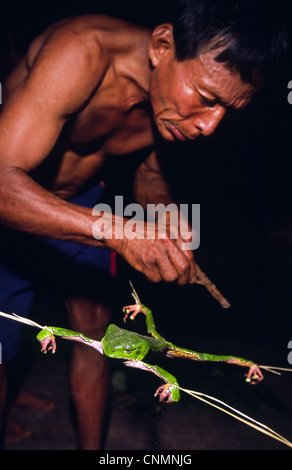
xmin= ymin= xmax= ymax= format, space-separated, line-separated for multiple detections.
xmin=167 ymin=122 xmax=200 ymax=141
xmin=168 ymin=122 xmax=189 ymax=141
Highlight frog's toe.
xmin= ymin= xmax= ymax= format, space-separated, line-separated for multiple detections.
xmin=39 ymin=335 xmax=57 ymax=354
xmin=245 ymin=364 xmax=264 ymax=384
xmin=154 ymin=384 xmax=174 ymax=404
xmin=122 ymin=304 xmax=141 ymax=322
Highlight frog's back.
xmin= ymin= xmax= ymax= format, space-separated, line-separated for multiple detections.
xmin=102 ymin=324 xmax=148 ymax=357
xmin=102 ymin=324 xmax=166 ymax=359
xmin=103 ymin=324 xmax=141 ymax=347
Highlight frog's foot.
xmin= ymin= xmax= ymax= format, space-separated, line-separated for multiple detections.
xmin=122 ymin=304 xmax=142 ymax=323
xmin=39 ymin=335 xmax=57 ymax=354
xmin=154 ymin=384 xmax=175 ymax=404
xmin=245 ymin=364 xmax=264 ymax=384
xmin=123 ymin=361 xmax=180 ymax=403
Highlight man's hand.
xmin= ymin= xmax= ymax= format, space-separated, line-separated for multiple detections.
xmin=120 ymin=236 xmax=196 ymax=284
xmin=102 ymin=217 xmax=197 ymax=285
xmin=94 ymin=212 xmax=230 ymax=306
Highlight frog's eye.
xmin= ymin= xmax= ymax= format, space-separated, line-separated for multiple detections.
xmin=124 ymin=349 xmax=136 ymax=354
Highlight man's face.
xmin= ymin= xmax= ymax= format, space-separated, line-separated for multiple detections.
xmin=149 ymin=29 xmax=256 ymax=142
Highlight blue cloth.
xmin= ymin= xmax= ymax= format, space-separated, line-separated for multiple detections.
xmin=0 ymin=183 xmax=115 ymax=362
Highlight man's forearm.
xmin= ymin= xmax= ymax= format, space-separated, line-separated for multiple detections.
xmin=133 ymin=156 xmax=175 ymax=211
xmin=133 ymin=157 xmax=198 ymax=251
xmin=0 ymin=168 xmax=198 ymax=285
xmin=0 ymin=168 xmax=107 ymax=246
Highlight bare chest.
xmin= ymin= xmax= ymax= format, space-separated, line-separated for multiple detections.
xmin=68 ymin=80 xmax=154 ymax=156
xmin=31 ymin=69 xmax=155 ymax=197
xmin=34 ymin=83 xmax=155 ymax=197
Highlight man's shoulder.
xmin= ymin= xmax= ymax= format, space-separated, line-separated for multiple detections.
xmin=38 ymin=14 xmax=143 ymax=54
xmin=25 ymin=16 xmax=118 ymax=86
xmin=26 ymin=14 xmax=147 ymax=77
xmin=16 ymin=14 xmax=150 ymax=110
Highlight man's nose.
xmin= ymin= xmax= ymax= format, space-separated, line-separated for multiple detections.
xmin=193 ymin=107 xmax=226 ymax=136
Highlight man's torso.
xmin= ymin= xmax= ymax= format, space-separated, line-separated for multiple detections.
xmin=4 ymin=15 xmax=155 ymax=198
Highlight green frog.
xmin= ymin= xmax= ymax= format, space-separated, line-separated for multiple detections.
xmin=35 ymin=284 xmax=263 ymax=403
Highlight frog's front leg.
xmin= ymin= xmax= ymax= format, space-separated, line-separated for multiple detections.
xmin=123 ymin=282 xmax=167 ymax=342
xmin=36 ymin=327 xmax=103 ymax=354
xmin=123 ymin=360 xmax=180 ymax=403
xmin=123 ymin=303 xmax=167 ymax=343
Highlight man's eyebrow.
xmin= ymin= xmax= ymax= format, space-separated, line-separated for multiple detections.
xmin=197 ymin=78 xmax=253 ymax=109
xmin=207 ymin=89 xmax=237 ymax=108
xmin=212 ymin=92 xmax=250 ymax=110
xmin=217 ymin=96 xmax=236 ymax=109
xmin=198 ymin=84 xmax=234 ymax=108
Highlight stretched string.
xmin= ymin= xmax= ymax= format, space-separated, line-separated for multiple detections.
xmin=178 ymin=385 xmax=292 ymax=448
xmin=0 ymin=311 xmax=44 ymax=330
xmin=260 ymin=365 xmax=292 ymax=376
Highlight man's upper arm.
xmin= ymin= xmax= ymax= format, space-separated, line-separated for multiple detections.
xmin=0 ymin=30 xmax=109 ymax=172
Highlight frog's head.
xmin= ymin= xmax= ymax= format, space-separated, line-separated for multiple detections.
xmin=102 ymin=324 xmax=150 ymax=361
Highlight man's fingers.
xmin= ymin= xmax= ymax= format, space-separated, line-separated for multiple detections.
xmin=166 ymin=242 xmax=196 ymax=285
xmin=183 ymin=249 xmax=197 ymax=284
xmin=119 ymin=236 xmax=195 ymax=285
xmin=142 ymin=242 xmax=178 ymax=283
xmin=157 ymin=240 xmax=194 ymax=285
xmin=156 ymin=257 xmax=184 ymax=283
xmin=143 ymin=265 xmax=162 ymax=283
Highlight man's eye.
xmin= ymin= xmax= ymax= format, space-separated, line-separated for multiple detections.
xmin=201 ymin=95 xmax=217 ymax=107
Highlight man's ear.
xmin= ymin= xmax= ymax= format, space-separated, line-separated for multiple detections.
xmin=149 ymin=24 xmax=174 ymax=67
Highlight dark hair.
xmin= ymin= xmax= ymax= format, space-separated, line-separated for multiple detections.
xmin=170 ymin=0 xmax=290 ymax=85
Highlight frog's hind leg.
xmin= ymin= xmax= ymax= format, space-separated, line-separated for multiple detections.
xmin=123 ymin=359 xmax=180 ymax=403
xmin=166 ymin=347 xmax=263 ymax=384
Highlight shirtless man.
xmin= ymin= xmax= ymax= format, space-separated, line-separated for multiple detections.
xmin=0 ymin=1 xmax=287 ymax=449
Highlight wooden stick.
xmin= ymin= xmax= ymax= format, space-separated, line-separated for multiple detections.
xmin=195 ymin=263 xmax=231 ymax=309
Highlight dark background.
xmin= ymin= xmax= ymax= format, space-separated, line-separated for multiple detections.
xmin=1 ymin=0 xmax=292 ymax=451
